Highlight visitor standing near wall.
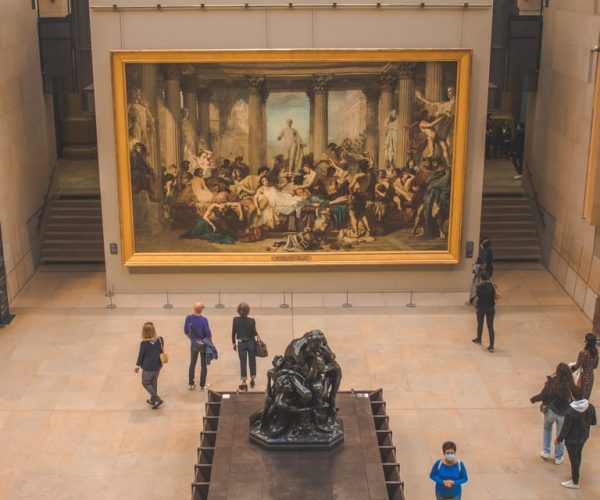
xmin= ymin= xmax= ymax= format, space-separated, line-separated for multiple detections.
xmin=512 ymin=122 xmax=525 ymax=180
xmin=185 ymin=302 xmax=218 ymax=391
xmin=555 ymin=387 xmax=597 ymax=489
xmin=530 ymin=363 xmax=577 ymax=465
xmin=469 ymin=238 xmax=493 ymax=306
xmin=570 ymin=333 xmax=599 ymax=400
xmin=429 ymin=441 xmax=468 ymax=500
xmin=472 ymin=270 xmax=497 ymax=353
xmin=232 ymin=302 xmax=258 ymax=391
xmin=135 ymin=322 xmax=165 ymax=409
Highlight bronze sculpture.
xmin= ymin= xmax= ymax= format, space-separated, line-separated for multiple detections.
xmin=249 ymin=330 xmax=344 ymax=450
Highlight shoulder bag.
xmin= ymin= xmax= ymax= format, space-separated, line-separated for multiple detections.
xmin=159 ymin=336 xmax=169 ymax=364
xmin=255 ymin=333 xmax=268 ymax=358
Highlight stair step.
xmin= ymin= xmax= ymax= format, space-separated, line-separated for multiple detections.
xmin=43 ymin=242 xmax=104 ymax=250
xmin=41 ymin=256 xmax=105 ymax=263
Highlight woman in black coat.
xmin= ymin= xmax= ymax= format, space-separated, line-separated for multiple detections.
xmin=232 ymin=303 xmax=258 ymax=391
xmin=135 ymin=322 xmax=165 ymax=409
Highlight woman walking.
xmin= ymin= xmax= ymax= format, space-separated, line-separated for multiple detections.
xmin=530 ymin=363 xmax=577 ymax=464
xmin=429 ymin=441 xmax=468 ymax=500
xmin=135 ymin=322 xmax=165 ymax=409
xmin=232 ymin=303 xmax=258 ymax=391
xmin=556 ymin=387 xmax=597 ymax=489
xmin=571 ymin=333 xmax=599 ymax=400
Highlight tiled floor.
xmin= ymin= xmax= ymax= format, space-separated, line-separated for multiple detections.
xmin=1 ymin=268 xmax=599 ymax=499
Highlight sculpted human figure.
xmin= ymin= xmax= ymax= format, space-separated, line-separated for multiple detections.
xmin=277 ymin=119 xmax=305 ymax=172
xmin=128 ymin=88 xmax=155 ymax=151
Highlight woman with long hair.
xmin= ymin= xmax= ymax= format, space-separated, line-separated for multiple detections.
xmin=571 ymin=333 xmax=599 ymax=400
xmin=530 ymin=362 xmax=577 ymax=464
xmin=135 ymin=322 xmax=165 ymax=409
xmin=232 ymin=303 xmax=258 ymax=391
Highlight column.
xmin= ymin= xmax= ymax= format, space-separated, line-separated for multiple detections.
xmin=425 ymin=62 xmax=443 ymax=113
xmin=163 ymin=65 xmax=181 ymax=168
xmin=181 ymin=75 xmax=198 ymax=130
xmin=312 ymin=75 xmax=331 ymax=160
xmin=246 ymin=76 xmax=264 ymax=174
xmin=141 ymin=64 xmax=159 ymax=171
xmin=363 ymin=88 xmax=379 ymax=164
xmin=306 ymin=89 xmax=314 ymax=154
xmin=259 ymin=87 xmax=269 ymax=168
xmin=196 ymin=87 xmax=213 ymax=151
xmin=396 ymin=63 xmax=416 ymax=168
xmin=378 ymin=73 xmax=396 ymax=170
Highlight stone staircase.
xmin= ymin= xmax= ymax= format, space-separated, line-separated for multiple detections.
xmin=40 ymin=196 xmax=104 ymax=264
xmin=480 ymin=193 xmax=542 ymax=262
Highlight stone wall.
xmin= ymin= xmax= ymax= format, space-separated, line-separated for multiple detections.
xmin=528 ymin=1 xmax=600 ymax=319
xmin=0 ymin=1 xmax=56 ymax=301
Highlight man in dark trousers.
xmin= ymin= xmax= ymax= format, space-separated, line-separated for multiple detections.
xmin=512 ymin=122 xmax=525 ymax=180
xmin=184 ymin=301 xmax=213 ymax=391
xmin=556 ymin=387 xmax=597 ymax=489
xmin=472 ymin=270 xmax=496 ymax=353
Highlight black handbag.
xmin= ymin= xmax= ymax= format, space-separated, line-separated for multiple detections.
xmin=255 ymin=334 xmax=268 ymax=358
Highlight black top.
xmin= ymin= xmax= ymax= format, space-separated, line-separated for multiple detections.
xmin=136 ymin=337 xmax=163 ymax=371
xmin=530 ymin=377 xmax=571 ymax=416
xmin=476 ymin=281 xmax=496 ymax=309
xmin=232 ymin=316 xmax=258 ymax=344
xmin=476 ymin=248 xmax=493 ymax=275
xmin=557 ymin=403 xmax=597 ymax=443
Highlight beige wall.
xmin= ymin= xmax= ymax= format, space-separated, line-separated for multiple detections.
xmin=0 ymin=1 xmax=56 ymax=301
xmin=528 ymin=1 xmax=600 ymax=319
xmin=90 ymin=1 xmax=493 ymax=293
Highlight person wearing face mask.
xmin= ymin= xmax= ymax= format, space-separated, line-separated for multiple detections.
xmin=429 ymin=441 xmax=468 ymax=500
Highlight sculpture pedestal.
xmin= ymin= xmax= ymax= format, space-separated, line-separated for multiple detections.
xmin=195 ymin=391 xmax=395 ymax=500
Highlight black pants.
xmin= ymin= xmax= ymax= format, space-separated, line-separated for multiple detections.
xmin=566 ymin=440 xmax=586 ymax=484
xmin=238 ymin=339 xmax=257 ymax=378
xmin=476 ymin=307 xmax=495 ymax=348
xmin=189 ymin=346 xmax=207 ymax=388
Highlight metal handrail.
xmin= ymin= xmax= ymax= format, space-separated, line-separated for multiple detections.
xmin=523 ymin=160 xmax=545 ymax=229
xmin=37 ymin=163 xmax=58 ymax=230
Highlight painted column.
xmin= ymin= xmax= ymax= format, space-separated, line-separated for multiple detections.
xmin=425 ymin=62 xmax=443 ymax=106
xmin=363 ymin=88 xmax=380 ymax=163
xmin=196 ymin=87 xmax=213 ymax=151
xmin=181 ymin=75 xmax=198 ymax=130
xmin=140 ymin=63 xmax=159 ymax=171
xmin=306 ymin=89 xmax=314 ymax=154
xmin=163 ymin=65 xmax=181 ymax=168
xmin=312 ymin=75 xmax=331 ymax=161
xmin=396 ymin=63 xmax=416 ymax=168
xmin=246 ymin=76 xmax=264 ymax=174
xmin=259 ymin=87 xmax=269 ymax=168
xmin=378 ymin=73 xmax=396 ymax=170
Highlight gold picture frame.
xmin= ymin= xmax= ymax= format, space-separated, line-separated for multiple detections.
xmin=111 ymin=49 xmax=471 ymax=267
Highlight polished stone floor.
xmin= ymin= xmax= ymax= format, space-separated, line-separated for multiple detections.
xmin=1 ymin=268 xmax=598 ymax=499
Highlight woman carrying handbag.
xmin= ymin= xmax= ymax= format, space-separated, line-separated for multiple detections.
xmin=135 ymin=322 xmax=166 ymax=409
xmin=232 ymin=303 xmax=260 ymax=391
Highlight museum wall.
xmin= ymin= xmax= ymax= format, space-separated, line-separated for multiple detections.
xmin=0 ymin=1 xmax=56 ymax=301
xmin=90 ymin=0 xmax=493 ymax=293
xmin=527 ymin=1 xmax=600 ymax=319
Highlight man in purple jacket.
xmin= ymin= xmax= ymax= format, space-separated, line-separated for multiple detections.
xmin=184 ymin=302 xmax=213 ymax=391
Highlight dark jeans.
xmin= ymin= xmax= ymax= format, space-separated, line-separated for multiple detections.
xmin=476 ymin=307 xmax=495 ymax=348
xmin=142 ymin=369 xmax=160 ymax=401
xmin=189 ymin=346 xmax=207 ymax=388
xmin=512 ymin=154 xmax=523 ymax=175
xmin=566 ymin=440 xmax=586 ymax=484
xmin=238 ymin=339 xmax=257 ymax=378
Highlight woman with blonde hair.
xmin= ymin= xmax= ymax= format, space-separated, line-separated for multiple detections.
xmin=135 ymin=322 xmax=165 ymax=409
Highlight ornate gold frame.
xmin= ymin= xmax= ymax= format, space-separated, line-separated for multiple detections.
xmin=111 ymin=49 xmax=471 ymax=267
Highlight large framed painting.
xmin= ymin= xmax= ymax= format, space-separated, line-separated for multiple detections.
xmin=111 ymin=49 xmax=470 ymax=266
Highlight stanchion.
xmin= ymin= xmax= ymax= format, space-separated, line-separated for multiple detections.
xmin=280 ymin=291 xmax=290 ymax=309
xmin=214 ymin=291 xmax=225 ymax=309
xmin=106 ymin=288 xmax=117 ymax=309
xmin=342 ymin=290 xmax=352 ymax=308
xmin=406 ymin=290 xmax=416 ymax=308
xmin=163 ymin=291 xmax=173 ymax=309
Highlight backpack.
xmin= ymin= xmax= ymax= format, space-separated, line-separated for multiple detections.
xmin=437 ymin=459 xmax=462 ymax=473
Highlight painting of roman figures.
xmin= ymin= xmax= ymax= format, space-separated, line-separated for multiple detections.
xmin=111 ymin=50 xmax=470 ymax=265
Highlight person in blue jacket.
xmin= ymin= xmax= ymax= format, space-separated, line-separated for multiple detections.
xmin=429 ymin=441 xmax=468 ymax=500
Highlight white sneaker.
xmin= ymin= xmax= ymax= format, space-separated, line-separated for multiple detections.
xmin=200 ymin=384 xmax=210 ymax=391
xmin=554 ymin=456 xmax=564 ymax=465
xmin=540 ymin=451 xmax=551 ymax=460
xmin=514 ymin=174 xmax=522 ymax=180
xmin=188 ymin=383 xmax=196 ymax=391
xmin=561 ymin=480 xmax=580 ymax=489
